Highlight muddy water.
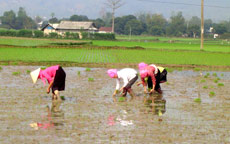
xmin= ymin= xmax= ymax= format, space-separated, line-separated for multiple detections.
xmin=0 ymin=66 xmax=230 ymax=143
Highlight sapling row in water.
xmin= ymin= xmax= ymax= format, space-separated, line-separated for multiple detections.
xmin=85 ymin=68 xmax=91 ymax=71
xmin=77 ymin=71 xmax=81 ymax=76
xmin=88 ymin=77 xmax=94 ymax=82
xmin=26 ymin=70 xmax=31 ymax=74
xmin=218 ymin=83 xmax=224 ymax=87
xmin=209 ymin=91 xmax=216 ymax=97
xmin=12 ymin=71 xmax=21 ymax=76
xmin=194 ymin=98 xmax=201 ymax=103
xmin=203 ymin=86 xmax=208 ymax=89
xmin=12 ymin=62 xmax=18 ymax=65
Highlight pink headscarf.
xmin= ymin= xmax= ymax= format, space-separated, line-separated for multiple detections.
xmin=138 ymin=62 xmax=148 ymax=70
xmin=107 ymin=69 xmax=117 ymax=78
xmin=140 ymin=69 xmax=148 ymax=78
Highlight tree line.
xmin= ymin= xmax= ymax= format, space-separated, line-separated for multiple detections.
xmin=1 ymin=7 xmax=230 ymax=38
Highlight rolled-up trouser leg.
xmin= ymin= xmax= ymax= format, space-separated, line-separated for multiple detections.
xmin=123 ymin=75 xmax=138 ymax=96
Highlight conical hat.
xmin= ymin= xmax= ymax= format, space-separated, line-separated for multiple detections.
xmin=30 ymin=68 xmax=41 ymax=84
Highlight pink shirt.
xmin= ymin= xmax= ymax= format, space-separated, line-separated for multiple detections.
xmin=141 ymin=65 xmax=157 ymax=86
xmin=38 ymin=65 xmax=59 ymax=85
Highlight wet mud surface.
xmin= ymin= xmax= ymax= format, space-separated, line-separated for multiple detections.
xmin=0 ymin=66 xmax=230 ymax=143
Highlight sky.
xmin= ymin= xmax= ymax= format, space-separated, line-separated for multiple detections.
xmin=0 ymin=0 xmax=230 ymax=22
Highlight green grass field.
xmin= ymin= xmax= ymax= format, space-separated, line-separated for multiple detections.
xmin=0 ymin=47 xmax=229 ymax=67
xmin=0 ymin=36 xmax=230 ymax=68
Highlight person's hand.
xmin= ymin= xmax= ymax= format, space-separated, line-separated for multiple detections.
xmin=136 ymin=81 xmax=141 ymax=86
xmin=46 ymin=88 xmax=50 ymax=94
xmin=144 ymin=89 xmax=148 ymax=94
xmin=150 ymin=89 xmax=155 ymax=94
xmin=119 ymin=87 xmax=123 ymax=92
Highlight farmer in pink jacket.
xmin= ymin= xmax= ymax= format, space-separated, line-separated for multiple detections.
xmin=30 ymin=65 xmax=66 ymax=100
xmin=107 ymin=68 xmax=138 ymax=99
xmin=138 ymin=62 xmax=162 ymax=94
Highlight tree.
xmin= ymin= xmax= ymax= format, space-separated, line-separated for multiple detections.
xmin=186 ymin=16 xmax=201 ymax=38
xmin=51 ymin=13 xmax=55 ymax=19
xmin=204 ymin=19 xmax=213 ymax=31
xmin=114 ymin=15 xmax=136 ymax=34
xmin=124 ymin=19 xmax=143 ymax=35
xmin=105 ymin=0 xmax=124 ymax=33
xmin=187 ymin=25 xmax=200 ymax=38
xmin=102 ymin=12 xmax=112 ymax=27
xmin=213 ymin=23 xmax=227 ymax=34
xmin=188 ymin=16 xmax=201 ymax=27
xmin=166 ymin=12 xmax=186 ymax=36
xmin=34 ymin=16 xmax=43 ymax=23
xmin=69 ymin=15 xmax=89 ymax=21
xmin=1 ymin=10 xmax=16 ymax=29
xmin=146 ymin=13 xmax=167 ymax=36
xmin=10 ymin=7 xmax=36 ymax=29
xmin=93 ymin=18 xmax=105 ymax=28
xmin=49 ymin=17 xmax=59 ymax=24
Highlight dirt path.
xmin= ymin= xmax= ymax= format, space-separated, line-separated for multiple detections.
xmin=0 ymin=66 xmax=230 ymax=143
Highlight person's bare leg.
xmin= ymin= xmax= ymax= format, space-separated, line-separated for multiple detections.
xmin=128 ymin=89 xmax=135 ymax=101
xmin=52 ymin=93 xmax=56 ymax=100
xmin=54 ymin=90 xmax=61 ymax=101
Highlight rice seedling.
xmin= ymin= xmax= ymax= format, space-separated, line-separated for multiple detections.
xmin=194 ymin=98 xmax=201 ymax=103
xmin=218 ymin=83 xmax=224 ymax=87
xmin=85 ymin=68 xmax=91 ymax=71
xmin=216 ymin=77 xmax=220 ymax=81
xmin=220 ymin=73 xmax=224 ymax=77
xmin=213 ymin=79 xmax=218 ymax=83
xmin=26 ymin=70 xmax=31 ymax=74
xmin=200 ymin=79 xmax=206 ymax=83
xmin=1 ymin=63 xmax=8 ymax=66
xmin=12 ymin=62 xmax=18 ymax=65
xmin=0 ymin=66 xmax=2 ymax=70
xmin=194 ymin=68 xmax=201 ymax=71
xmin=209 ymin=91 xmax=216 ymax=97
xmin=77 ymin=71 xmax=81 ymax=76
xmin=203 ymin=86 xmax=208 ymax=89
xmin=88 ymin=77 xmax=94 ymax=82
xmin=118 ymin=97 xmax=126 ymax=102
xmin=212 ymin=73 xmax=217 ymax=77
xmin=12 ymin=71 xmax=21 ymax=76
xmin=60 ymin=96 xmax=65 ymax=100
xmin=41 ymin=67 xmax=46 ymax=70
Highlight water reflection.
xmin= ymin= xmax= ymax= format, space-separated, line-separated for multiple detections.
xmin=50 ymin=99 xmax=64 ymax=128
xmin=144 ymin=93 xmax=166 ymax=116
xmin=30 ymin=99 xmax=64 ymax=130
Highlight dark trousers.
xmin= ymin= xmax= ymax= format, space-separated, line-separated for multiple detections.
xmin=160 ymin=69 xmax=167 ymax=83
xmin=52 ymin=66 xmax=66 ymax=94
xmin=123 ymin=74 xmax=138 ymax=96
xmin=147 ymin=69 xmax=161 ymax=91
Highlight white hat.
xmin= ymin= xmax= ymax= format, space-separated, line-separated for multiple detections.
xmin=30 ymin=68 xmax=41 ymax=84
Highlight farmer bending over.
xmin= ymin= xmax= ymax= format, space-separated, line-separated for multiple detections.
xmin=30 ymin=65 xmax=66 ymax=100
xmin=107 ymin=68 xmax=138 ymax=100
xmin=138 ymin=63 xmax=162 ymax=94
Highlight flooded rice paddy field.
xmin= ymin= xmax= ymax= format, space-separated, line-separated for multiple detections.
xmin=0 ymin=66 xmax=230 ymax=144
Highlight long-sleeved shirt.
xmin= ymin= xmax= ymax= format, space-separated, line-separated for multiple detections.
xmin=141 ymin=64 xmax=157 ymax=86
xmin=38 ymin=65 xmax=59 ymax=85
xmin=115 ymin=68 xmax=137 ymax=90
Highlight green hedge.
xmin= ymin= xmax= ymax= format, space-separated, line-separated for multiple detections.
xmin=0 ymin=29 xmax=18 ymax=36
xmin=65 ymin=32 xmax=79 ymax=39
xmin=0 ymin=29 xmax=115 ymax=40
xmin=17 ymin=29 xmax=33 ymax=37
xmin=221 ymin=33 xmax=230 ymax=39
xmin=82 ymin=32 xmax=115 ymax=40
xmin=33 ymin=30 xmax=44 ymax=38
